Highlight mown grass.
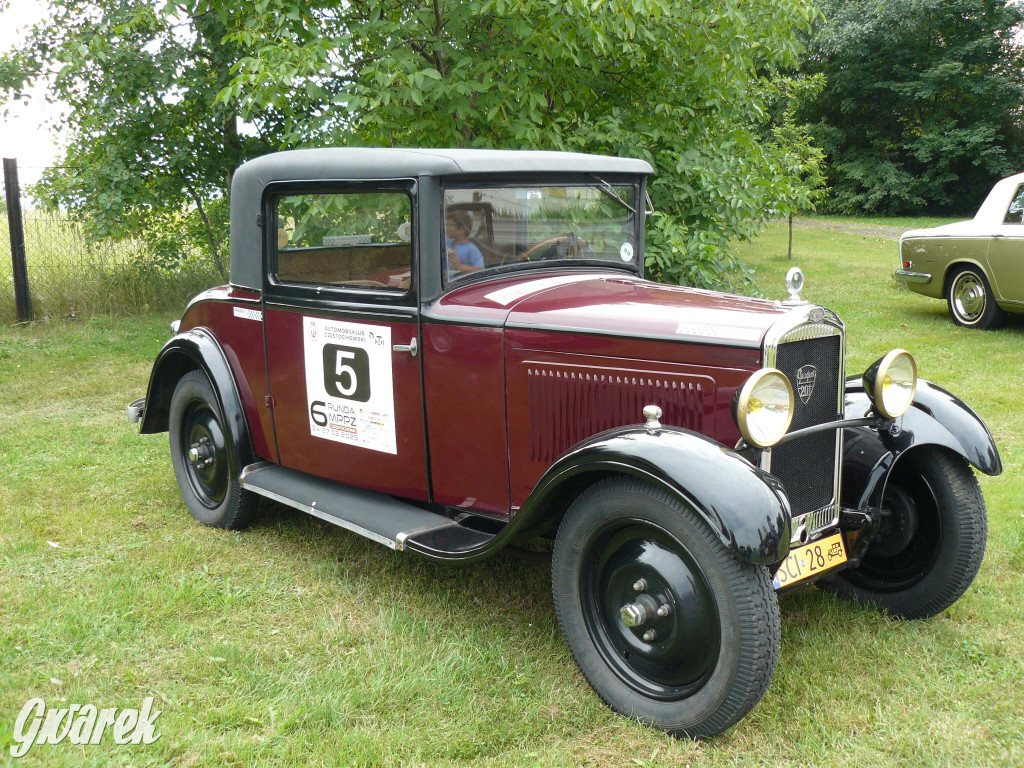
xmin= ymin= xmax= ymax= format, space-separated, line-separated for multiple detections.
xmin=0 ymin=219 xmax=1022 ymax=767
xmin=0 ymin=211 xmax=219 ymax=323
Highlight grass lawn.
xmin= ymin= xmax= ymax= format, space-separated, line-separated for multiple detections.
xmin=1 ymin=219 xmax=1022 ymax=766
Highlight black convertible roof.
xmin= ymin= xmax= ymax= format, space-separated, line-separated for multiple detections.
xmin=229 ymin=148 xmax=653 ymax=288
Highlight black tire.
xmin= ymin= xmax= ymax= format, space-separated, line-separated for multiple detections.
xmin=825 ymin=449 xmax=987 ymax=620
xmin=946 ymin=266 xmax=1005 ymax=329
xmin=169 ymin=369 xmax=257 ymax=529
xmin=552 ymin=477 xmax=780 ymax=739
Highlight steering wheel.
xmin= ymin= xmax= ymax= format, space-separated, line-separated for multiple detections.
xmin=520 ymin=233 xmax=594 ymax=261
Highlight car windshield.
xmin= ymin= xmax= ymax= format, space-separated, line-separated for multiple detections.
xmin=442 ymin=183 xmax=638 ymax=284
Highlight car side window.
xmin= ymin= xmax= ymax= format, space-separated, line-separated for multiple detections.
xmin=274 ymin=191 xmax=412 ymax=291
xmin=1004 ymin=185 xmax=1024 ymax=225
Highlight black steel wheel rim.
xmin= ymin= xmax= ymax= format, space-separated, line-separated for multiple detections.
xmin=179 ymin=398 xmax=228 ymax=509
xmin=852 ymin=472 xmax=942 ymax=592
xmin=580 ymin=520 xmax=721 ymax=701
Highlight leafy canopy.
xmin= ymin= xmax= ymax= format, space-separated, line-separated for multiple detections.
xmin=801 ymin=0 xmax=1024 ymax=215
xmin=0 ymin=0 xmax=289 ymax=275
xmin=2 ymin=0 xmax=823 ymax=291
xmin=227 ymin=0 xmax=822 ymax=292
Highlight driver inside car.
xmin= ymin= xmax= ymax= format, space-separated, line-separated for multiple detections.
xmin=445 ymin=210 xmax=484 ymax=275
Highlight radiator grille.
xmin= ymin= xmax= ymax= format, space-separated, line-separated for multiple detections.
xmin=769 ymin=334 xmax=842 ymax=518
xmin=527 ymin=367 xmax=709 ymax=463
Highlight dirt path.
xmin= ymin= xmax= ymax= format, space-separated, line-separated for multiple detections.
xmin=790 ymin=218 xmax=904 ymax=240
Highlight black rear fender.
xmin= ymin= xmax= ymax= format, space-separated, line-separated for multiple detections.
xmin=140 ymin=329 xmax=254 ymax=476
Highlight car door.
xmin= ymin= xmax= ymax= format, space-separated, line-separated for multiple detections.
xmin=262 ymin=181 xmax=429 ymax=501
xmin=986 ymin=183 xmax=1024 ymax=303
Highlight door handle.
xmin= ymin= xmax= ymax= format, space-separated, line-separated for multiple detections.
xmin=393 ymin=337 xmax=418 ymax=357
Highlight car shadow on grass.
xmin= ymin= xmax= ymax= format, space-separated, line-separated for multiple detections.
xmin=248 ymin=497 xmax=560 ymax=634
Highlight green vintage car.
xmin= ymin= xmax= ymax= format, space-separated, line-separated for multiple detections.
xmin=896 ymin=171 xmax=1024 ymax=329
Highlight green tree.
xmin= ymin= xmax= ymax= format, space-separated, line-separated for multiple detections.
xmin=801 ymin=0 xmax=1024 ymax=215
xmin=3 ymin=0 xmax=823 ymax=292
xmin=226 ymin=0 xmax=821 ymax=292
xmin=0 ymin=0 xmax=292 ymax=276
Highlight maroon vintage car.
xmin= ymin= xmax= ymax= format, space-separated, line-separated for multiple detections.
xmin=130 ymin=149 xmax=1000 ymax=738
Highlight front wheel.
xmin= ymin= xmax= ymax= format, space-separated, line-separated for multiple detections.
xmin=946 ymin=267 xmax=1005 ymax=329
xmin=552 ymin=477 xmax=780 ymax=739
xmin=825 ymin=449 xmax=987 ymax=619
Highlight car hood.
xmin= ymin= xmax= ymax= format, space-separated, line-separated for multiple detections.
xmin=496 ymin=273 xmax=789 ymax=348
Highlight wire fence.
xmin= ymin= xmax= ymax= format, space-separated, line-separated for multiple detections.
xmin=1 ymin=159 xmax=221 ymax=324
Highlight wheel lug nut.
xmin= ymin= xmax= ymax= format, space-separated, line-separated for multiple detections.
xmin=643 ymin=630 xmax=656 ymax=642
xmin=657 ymin=604 xmax=670 ymax=618
xmin=632 ymin=579 xmax=647 ymax=592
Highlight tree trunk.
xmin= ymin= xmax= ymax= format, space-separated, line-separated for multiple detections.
xmin=788 ymin=214 xmax=793 ymax=260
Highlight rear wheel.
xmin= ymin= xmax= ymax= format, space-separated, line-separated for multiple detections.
xmin=825 ymin=449 xmax=987 ymax=619
xmin=169 ymin=370 xmax=257 ymax=529
xmin=552 ymin=477 xmax=780 ymax=739
xmin=947 ymin=267 xmax=1005 ymax=329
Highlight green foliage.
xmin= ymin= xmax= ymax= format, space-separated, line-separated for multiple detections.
xmin=801 ymin=0 xmax=1024 ymax=216
xmin=223 ymin=0 xmax=822 ymax=292
xmin=2 ymin=0 xmax=827 ymax=293
xmin=0 ymin=0 xmax=286 ymax=277
xmin=280 ymin=192 xmax=411 ymax=247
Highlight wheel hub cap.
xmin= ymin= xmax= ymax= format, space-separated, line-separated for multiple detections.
xmin=584 ymin=523 xmax=721 ymax=700
xmin=180 ymin=402 xmax=228 ymax=509
xmin=954 ymin=276 xmax=984 ymax=320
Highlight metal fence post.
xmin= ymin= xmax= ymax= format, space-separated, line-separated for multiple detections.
xmin=3 ymin=157 xmax=32 ymax=321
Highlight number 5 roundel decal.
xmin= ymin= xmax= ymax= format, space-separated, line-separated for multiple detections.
xmin=303 ymin=317 xmax=397 ymax=454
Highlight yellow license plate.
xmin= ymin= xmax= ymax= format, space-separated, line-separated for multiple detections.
xmin=772 ymin=533 xmax=848 ymax=590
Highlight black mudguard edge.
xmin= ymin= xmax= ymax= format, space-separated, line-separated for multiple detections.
xmin=515 ymin=425 xmax=793 ymax=565
xmin=139 ymin=329 xmax=254 ymax=476
xmin=842 ymin=377 xmax=1001 ymax=511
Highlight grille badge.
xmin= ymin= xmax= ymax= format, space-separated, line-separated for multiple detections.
xmin=796 ymin=365 xmax=817 ymax=405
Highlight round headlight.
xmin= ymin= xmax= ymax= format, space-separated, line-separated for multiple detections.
xmin=863 ymin=349 xmax=917 ymax=419
xmin=735 ymin=369 xmax=794 ymax=448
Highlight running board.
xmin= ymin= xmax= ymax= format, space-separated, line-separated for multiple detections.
xmin=239 ymin=462 xmax=495 ymax=557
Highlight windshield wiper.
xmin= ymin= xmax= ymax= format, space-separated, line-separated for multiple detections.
xmin=590 ymin=175 xmax=655 ymax=216
xmin=591 ymin=175 xmax=636 ymax=215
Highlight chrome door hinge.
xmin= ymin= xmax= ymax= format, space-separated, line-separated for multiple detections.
xmin=264 ymin=394 xmax=275 ymax=407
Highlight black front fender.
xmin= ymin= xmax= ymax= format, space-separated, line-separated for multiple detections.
xmin=139 ymin=329 xmax=254 ymax=476
xmin=518 ymin=425 xmax=792 ymax=565
xmin=842 ymin=377 xmax=1001 ymax=510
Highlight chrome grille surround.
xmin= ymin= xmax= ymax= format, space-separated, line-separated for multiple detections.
xmin=760 ymin=306 xmax=846 ymax=541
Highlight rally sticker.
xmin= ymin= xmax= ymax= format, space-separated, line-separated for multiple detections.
xmin=619 ymin=242 xmax=634 ymax=262
xmin=303 ymin=317 xmax=396 ymax=454
xmin=233 ymin=306 xmax=263 ymax=321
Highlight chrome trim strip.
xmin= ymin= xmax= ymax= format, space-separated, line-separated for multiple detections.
xmin=894 ymin=269 xmax=932 ymax=284
xmin=240 ymin=475 xmax=398 ymax=550
xmin=394 ymin=520 xmax=460 ymax=551
xmin=761 ymin=305 xmax=845 ymax=536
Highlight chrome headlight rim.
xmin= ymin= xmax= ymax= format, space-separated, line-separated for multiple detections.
xmin=866 ymin=349 xmax=918 ymax=419
xmin=735 ymin=368 xmax=795 ymax=449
